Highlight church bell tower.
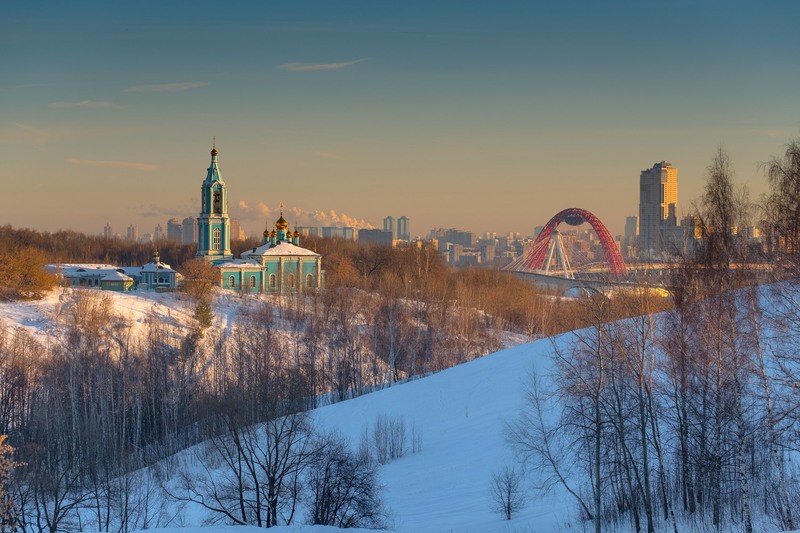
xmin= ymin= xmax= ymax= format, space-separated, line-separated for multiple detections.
xmin=196 ymin=143 xmax=233 ymax=262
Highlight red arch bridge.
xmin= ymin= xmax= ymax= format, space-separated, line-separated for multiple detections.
xmin=503 ymin=207 xmax=628 ymax=279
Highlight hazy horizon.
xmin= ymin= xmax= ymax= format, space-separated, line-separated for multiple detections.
xmin=4 ymin=1 xmax=799 ymax=238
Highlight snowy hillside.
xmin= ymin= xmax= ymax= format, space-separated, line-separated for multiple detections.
xmin=5 ymin=286 xmax=799 ymax=533
xmin=142 ymin=332 xmax=566 ymax=532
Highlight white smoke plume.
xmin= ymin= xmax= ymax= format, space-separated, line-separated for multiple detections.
xmin=233 ymin=202 xmax=375 ymax=231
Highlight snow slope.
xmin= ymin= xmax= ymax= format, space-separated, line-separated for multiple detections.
xmin=155 ymin=336 xmax=569 ymax=533
xmin=3 ymin=289 xmax=558 ymax=531
xmin=308 ymin=339 xmax=568 ymax=533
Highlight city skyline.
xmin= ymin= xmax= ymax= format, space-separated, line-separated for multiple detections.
xmin=3 ymin=1 xmax=799 ymax=237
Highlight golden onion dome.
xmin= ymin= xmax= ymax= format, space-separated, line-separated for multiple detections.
xmin=263 ymin=227 xmax=270 ymax=238
xmin=211 ymin=147 xmax=218 ymax=157
xmin=270 ymin=229 xmax=277 ymax=237
xmin=293 ymin=230 xmax=300 ymax=238
xmin=274 ymin=203 xmax=289 ymax=230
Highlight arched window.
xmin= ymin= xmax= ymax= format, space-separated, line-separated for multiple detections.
xmin=306 ymin=274 xmax=314 ymax=288
xmin=287 ymin=274 xmax=295 ymax=288
xmin=249 ymin=275 xmax=256 ymax=289
xmin=213 ymin=228 xmax=221 ymax=250
xmin=228 ymin=275 xmax=236 ymax=288
xmin=269 ymin=274 xmax=276 ymax=288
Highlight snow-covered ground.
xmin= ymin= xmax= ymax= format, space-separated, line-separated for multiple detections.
xmin=142 ymin=336 xmax=568 ymax=533
xmin=1 ymin=288 xmax=565 ymax=531
xmin=5 ymin=287 xmax=795 ymax=533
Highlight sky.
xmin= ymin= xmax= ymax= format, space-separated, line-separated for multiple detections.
xmin=3 ymin=1 xmax=799 ymax=238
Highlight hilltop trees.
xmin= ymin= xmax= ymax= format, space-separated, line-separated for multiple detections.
xmin=764 ymin=139 xmax=800 ymax=263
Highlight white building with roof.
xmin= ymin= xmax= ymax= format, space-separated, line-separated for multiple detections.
xmin=48 ymin=251 xmax=179 ymax=292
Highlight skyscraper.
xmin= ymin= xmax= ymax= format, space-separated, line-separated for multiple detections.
xmin=638 ymin=161 xmax=678 ymax=259
xmin=230 ymin=218 xmax=245 ymax=241
xmin=103 ymin=223 xmax=113 ymax=239
xmin=397 ymin=216 xmax=410 ymax=241
xmin=153 ymin=224 xmax=164 ymax=241
xmin=383 ymin=216 xmax=396 ymax=239
xmin=182 ymin=217 xmax=197 ymax=244
xmin=167 ymin=218 xmax=183 ymax=242
xmin=127 ymin=224 xmax=138 ymax=242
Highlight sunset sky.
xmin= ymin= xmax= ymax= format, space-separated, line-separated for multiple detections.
xmin=3 ymin=1 xmax=799 ymax=238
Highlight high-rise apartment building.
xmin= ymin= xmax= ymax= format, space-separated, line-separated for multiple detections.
xmin=103 ymin=223 xmax=113 ymax=239
xmin=638 ymin=161 xmax=678 ymax=259
xmin=153 ymin=224 xmax=164 ymax=241
xmin=397 ymin=216 xmax=410 ymax=241
xmin=127 ymin=224 xmax=138 ymax=242
xmin=167 ymin=218 xmax=183 ymax=242
xmin=230 ymin=218 xmax=245 ymax=241
xmin=383 ymin=216 xmax=396 ymax=239
xmin=182 ymin=217 xmax=197 ymax=244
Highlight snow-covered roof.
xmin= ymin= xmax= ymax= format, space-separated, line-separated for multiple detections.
xmin=241 ymin=241 xmax=320 ymax=259
xmin=101 ymin=271 xmax=133 ymax=282
xmin=140 ymin=261 xmax=176 ymax=273
xmin=47 ymin=264 xmax=126 ymax=277
xmin=215 ymin=258 xmax=262 ymax=269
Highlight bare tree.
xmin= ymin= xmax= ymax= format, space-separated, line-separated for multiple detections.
xmin=489 ymin=466 xmax=525 ymax=520
xmin=696 ymin=146 xmax=751 ymax=267
xmin=764 ymin=139 xmax=800 ymax=263
xmin=306 ymin=432 xmax=385 ymax=529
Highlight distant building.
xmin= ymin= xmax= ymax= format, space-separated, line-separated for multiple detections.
xmin=623 ymin=215 xmax=638 ymax=258
xmin=639 ymin=161 xmax=678 ymax=259
xmin=182 ymin=217 xmax=197 ymax=244
xmin=296 ymin=226 xmax=319 ymax=237
xmin=103 ymin=223 xmax=113 ymax=239
xmin=383 ymin=216 xmax=396 ymax=239
xmin=230 ymin=218 xmax=246 ymax=241
xmin=443 ymin=228 xmax=475 ymax=248
xmin=358 ymin=229 xmax=394 ymax=246
xmin=397 ymin=216 xmax=410 ymax=241
xmin=624 ymin=216 xmax=638 ymax=240
xmin=167 ymin=218 xmax=183 ymax=242
xmin=321 ymin=226 xmax=355 ymax=240
xmin=126 ymin=224 xmax=138 ymax=242
xmin=154 ymin=224 xmax=164 ymax=241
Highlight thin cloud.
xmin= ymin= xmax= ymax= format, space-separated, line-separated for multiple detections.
xmin=66 ymin=158 xmax=157 ymax=172
xmin=49 ymin=100 xmax=121 ymax=109
xmin=123 ymin=81 xmax=208 ymax=93
xmin=279 ymin=59 xmax=363 ymax=72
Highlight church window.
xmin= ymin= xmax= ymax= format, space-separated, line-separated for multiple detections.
xmin=269 ymin=274 xmax=276 ymax=288
xmin=213 ymin=190 xmax=222 ymax=214
xmin=288 ymin=274 xmax=295 ymax=288
xmin=306 ymin=274 xmax=314 ymax=288
xmin=213 ymin=228 xmax=221 ymax=250
xmin=228 ymin=275 xmax=236 ymax=288
xmin=249 ymin=275 xmax=256 ymax=289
